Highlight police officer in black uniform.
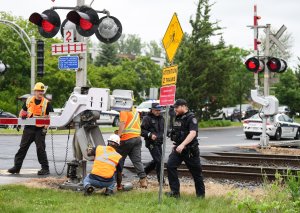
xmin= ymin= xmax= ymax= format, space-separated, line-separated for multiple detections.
xmin=141 ymin=103 xmax=165 ymax=183
xmin=166 ymin=99 xmax=205 ymax=198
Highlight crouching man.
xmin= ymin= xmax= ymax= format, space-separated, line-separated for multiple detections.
xmin=83 ymin=134 xmax=122 ymax=196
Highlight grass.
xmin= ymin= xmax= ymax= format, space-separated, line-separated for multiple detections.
xmin=0 ymin=127 xmax=118 ymax=135
xmin=199 ymin=120 xmax=242 ymax=128
xmin=0 ymin=185 xmax=238 ymax=213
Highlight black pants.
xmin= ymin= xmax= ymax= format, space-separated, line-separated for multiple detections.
xmin=117 ymin=137 xmax=146 ymax=179
xmin=14 ymin=127 xmax=49 ymax=170
xmin=144 ymin=144 xmax=162 ymax=182
xmin=167 ymin=147 xmax=205 ymax=196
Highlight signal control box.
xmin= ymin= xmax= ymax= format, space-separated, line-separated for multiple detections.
xmin=251 ymin=89 xmax=278 ymax=115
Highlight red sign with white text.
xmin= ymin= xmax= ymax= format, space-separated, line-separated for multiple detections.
xmin=159 ymin=85 xmax=176 ymax=106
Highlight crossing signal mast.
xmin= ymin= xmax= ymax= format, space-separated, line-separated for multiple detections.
xmin=246 ymin=5 xmax=288 ymax=148
xmin=25 ymin=0 xmax=125 ymax=190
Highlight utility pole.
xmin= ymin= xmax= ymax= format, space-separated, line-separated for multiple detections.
xmin=30 ymin=37 xmax=36 ymax=94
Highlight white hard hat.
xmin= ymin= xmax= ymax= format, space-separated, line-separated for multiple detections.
xmin=108 ymin=134 xmax=120 ymax=145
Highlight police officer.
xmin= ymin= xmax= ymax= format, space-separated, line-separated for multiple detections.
xmin=141 ymin=103 xmax=164 ymax=183
xmin=166 ymin=99 xmax=205 ymax=198
xmin=7 ymin=82 xmax=53 ymax=175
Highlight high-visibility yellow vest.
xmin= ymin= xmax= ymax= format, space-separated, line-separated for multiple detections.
xmin=91 ymin=146 xmax=122 ymax=179
xmin=26 ymin=96 xmax=48 ymax=127
xmin=121 ymin=109 xmax=141 ymax=141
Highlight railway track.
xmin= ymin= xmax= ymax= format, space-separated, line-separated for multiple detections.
xmin=124 ymin=152 xmax=300 ymax=182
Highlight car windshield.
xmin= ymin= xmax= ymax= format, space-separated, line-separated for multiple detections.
xmin=137 ymin=102 xmax=153 ymax=109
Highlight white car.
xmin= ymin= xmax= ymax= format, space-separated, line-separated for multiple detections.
xmin=243 ymin=113 xmax=300 ymax=140
xmin=136 ymin=100 xmax=159 ymax=118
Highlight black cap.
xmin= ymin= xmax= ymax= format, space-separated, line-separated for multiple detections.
xmin=151 ymin=103 xmax=162 ymax=111
xmin=174 ymin=99 xmax=187 ymax=107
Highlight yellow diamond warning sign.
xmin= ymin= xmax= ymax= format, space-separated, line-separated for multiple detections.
xmin=162 ymin=13 xmax=184 ymax=63
xmin=162 ymin=65 xmax=178 ymax=86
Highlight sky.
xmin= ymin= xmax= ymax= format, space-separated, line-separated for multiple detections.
xmin=1 ymin=0 xmax=299 ymax=67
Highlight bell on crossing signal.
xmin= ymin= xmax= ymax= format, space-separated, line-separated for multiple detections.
xmin=29 ymin=10 xmax=61 ymax=38
xmin=245 ymin=57 xmax=264 ymax=73
xmin=267 ymin=58 xmax=287 ymax=73
xmin=95 ymin=16 xmax=122 ymax=43
xmin=67 ymin=6 xmax=99 ymax=37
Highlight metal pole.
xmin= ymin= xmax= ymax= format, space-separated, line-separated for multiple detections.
xmin=253 ymin=5 xmax=259 ymax=88
xmin=76 ymin=0 xmax=87 ymax=87
xmin=30 ymin=36 xmax=36 ymax=94
xmin=260 ymin=24 xmax=271 ymax=148
xmin=159 ymin=105 xmax=170 ymax=203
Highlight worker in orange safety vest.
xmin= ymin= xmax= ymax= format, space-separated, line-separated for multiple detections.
xmin=8 ymin=82 xmax=53 ymax=175
xmin=83 ymin=134 xmax=122 ymax=196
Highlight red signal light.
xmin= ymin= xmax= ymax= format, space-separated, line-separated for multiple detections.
xmin=80 ymin=18 xmax=93 ymax=31
xmin=267 ymin=58 xmax=287 ymax=73
xmin=29 ymin=10 xmax=61 ymax=38
xmin=42 ymin=20 xmax=55 ymax=33
xmin=245 ymin=57 xmax=264 ymax=73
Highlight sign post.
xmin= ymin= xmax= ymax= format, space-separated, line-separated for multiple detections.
xmin=159 ymin=13 xmax=183 ymax=203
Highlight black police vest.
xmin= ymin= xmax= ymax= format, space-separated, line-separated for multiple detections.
xmin=172 ymin=112 xmax=198 ymax=146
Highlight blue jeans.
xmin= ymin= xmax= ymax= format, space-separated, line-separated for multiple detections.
xmin=83 ymin=174 xmax=116 ymax=191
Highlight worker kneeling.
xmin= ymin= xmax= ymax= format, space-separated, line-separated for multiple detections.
xmin=83 ymin=134 xmax=122 ymax=196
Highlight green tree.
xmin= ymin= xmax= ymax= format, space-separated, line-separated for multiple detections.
xmin=94 ymin=43 xmax=120 ymax=67
xmin=175 ymin=0 xmax=222 ymax=119
xmin=145 ymin=40 xmax=162 ymax=58
xmin=0 ymin=12 xmax=75 ymax=113
xmin=117 ymin=34 xmax=143 ymax=56
xmin=275 ymin=69 xmax=300 ymax=115
xmin=88 ymin=57 xmax=161 ymax=103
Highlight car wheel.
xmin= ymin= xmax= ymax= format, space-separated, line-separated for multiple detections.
xmin=245 ymin=133 xmax=253 ymax=139
xmin=294 ymin=128 xmax=300 ymax=140
xmin=112 ymin=116 xmax=120 ymax=127
xmin=274 ymin=128 xmax=282 ymax=141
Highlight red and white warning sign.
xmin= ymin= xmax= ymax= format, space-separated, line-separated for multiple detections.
xmin=159 ymin=85 xmax=176 ymax=106
xmin=51 ymin=42 xmax=87 ymax=55
xmin=0 ymin=118 xmax=50 ymax=126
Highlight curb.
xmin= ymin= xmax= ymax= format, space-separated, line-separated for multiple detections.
xmin=199 ymin=126 xmax=242 ymax=131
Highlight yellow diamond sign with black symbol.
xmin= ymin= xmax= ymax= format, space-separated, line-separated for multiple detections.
xmin=162 ymin=13 xmax=184 ymax=63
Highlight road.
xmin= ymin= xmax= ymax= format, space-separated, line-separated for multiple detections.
xmin=0 ymin=127 xmax=258 ymax=184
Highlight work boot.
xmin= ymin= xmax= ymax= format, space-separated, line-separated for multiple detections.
xmin=84 ymin=184 xmax=94 ymax=196
xmin=37 ymin=168 xmax=50 ymax=175
xmin=104 ymin=188 xmax=114 ymax=196
xmin=165 ymin=191 xmax=180 ymax=198
xmin=139 ymin=177 xmax=148 ymax=188
xmin=7 ymin=167 xmax=20 ymax=174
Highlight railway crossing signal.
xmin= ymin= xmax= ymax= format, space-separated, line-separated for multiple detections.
xmin=96 ymin=16 xmax=122 ymax=44
xmin=267 ymin=57 xmax=287 ymax=73
xmin=36 ymin=40 xmax=45 ymax=77
xmin=245 ymin=57 xmax=264 ymax=73
xmin=29 ymin=10 xmax=61 ymax=38
xmin=67 ymin=6 xmax=99 ymax=37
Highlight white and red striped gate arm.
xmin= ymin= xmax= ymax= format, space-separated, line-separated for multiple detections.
xmin=0 ymin=118 xmax=50 ymax=126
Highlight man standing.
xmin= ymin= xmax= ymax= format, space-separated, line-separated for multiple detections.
xmin=117 ymin=107 xmax=148 ymax=188
xmin=83 ymin=134 xmax=122 ymax=196
xmin=141 ymin=103 xmax=164 ymax=183
xmin=166 ymin=99 xmax=205 ymax=198
xmin=8 ymin=82 xmax=53 ymax=175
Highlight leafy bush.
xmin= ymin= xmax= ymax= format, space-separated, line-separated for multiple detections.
xmin=199 ymin=120 xmax=232 ymax=128
xmin=232 ymin=172 xmax=300 ymax=213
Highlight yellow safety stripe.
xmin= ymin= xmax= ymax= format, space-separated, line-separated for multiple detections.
xmin=123 ymin=129 xmax=141 ymax=134
xmin=41 ymin=98 xmax=48 ymax=116
xmin=126 ymin=111 xmax=139 ymax=129
xmin=95 ymin=147 xmax=119 ymax=167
